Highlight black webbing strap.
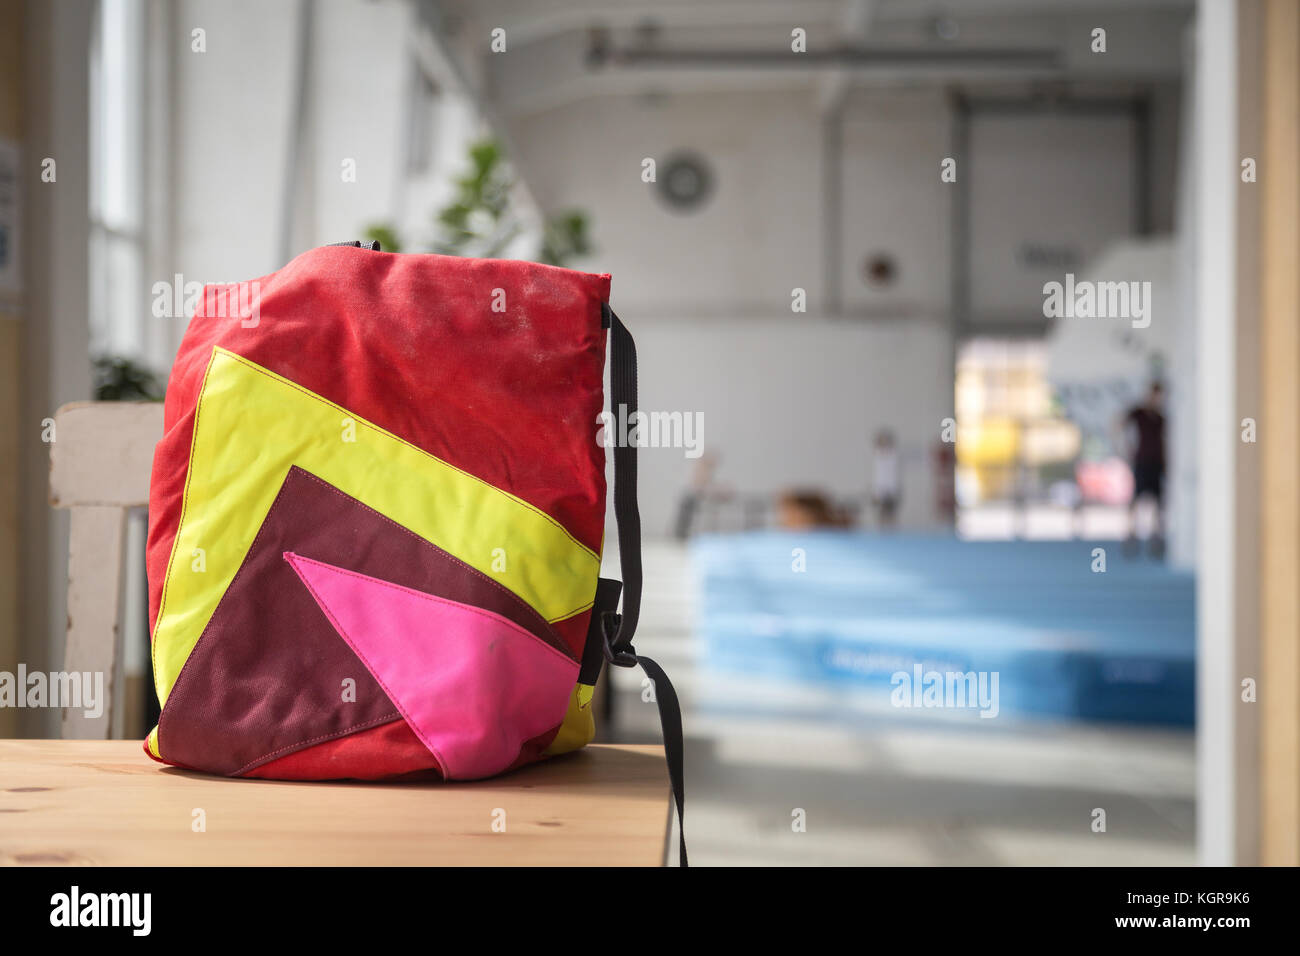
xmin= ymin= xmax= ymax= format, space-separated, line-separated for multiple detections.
xmin=326 ymin=239 xmax=382 ymax=250
xmin=632 ymin=652 xmax=687 ymax=867
xmin=601 ymin=304 xmax=688 ymax=867
xmin=605 ymin=308 xmax=642 ymax=652
xmin=580 ymin=578 xmax=621 ymax=686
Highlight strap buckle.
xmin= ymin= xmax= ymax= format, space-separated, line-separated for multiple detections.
xmin=601 ymin=611 xmax=638 ymax=667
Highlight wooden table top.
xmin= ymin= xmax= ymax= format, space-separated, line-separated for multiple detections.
xmin=0 ymin=740 xmax=669 ymax=866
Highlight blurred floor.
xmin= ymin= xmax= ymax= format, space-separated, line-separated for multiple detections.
xmin=606 ymin=541 xmax=1195 ymax=866
xmin=958 ymin=502 xmax=1152 ymax=540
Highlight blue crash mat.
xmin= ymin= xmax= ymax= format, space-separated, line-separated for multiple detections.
xmin=691 ymin=532 xmax=1195 ymax=727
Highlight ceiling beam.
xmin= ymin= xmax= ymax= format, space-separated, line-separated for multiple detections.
xmin=817 ymin=0 xmax=875 ymax=114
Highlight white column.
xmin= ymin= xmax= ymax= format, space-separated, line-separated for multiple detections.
xmin=1194 ymin=0 xmax=1239 ymax=866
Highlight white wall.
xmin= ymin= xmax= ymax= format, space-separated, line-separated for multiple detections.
xmin=515 ymin=88 xmax=827 ymax=317
xmin=632 ymin=318 xmax=953 ymax=537
xmin=969 ymin=111 xmax=1137 ymax=325
xmin=172 ymin=0 xmax=299 ymax=283
xmin=310 ymin=0 xmax=486 ymax=248
xmin=169 ymin=0 xmax=484 ymax=287
xmin=839 ymin=90 xmax=952 ymax=319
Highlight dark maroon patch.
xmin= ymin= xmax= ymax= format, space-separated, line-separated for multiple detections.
xmin=158 ymin=465 xmax=568 ymax=776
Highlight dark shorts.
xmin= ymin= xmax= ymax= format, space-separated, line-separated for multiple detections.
xmin=1133 ymin=462 xmax=1164 ymax=503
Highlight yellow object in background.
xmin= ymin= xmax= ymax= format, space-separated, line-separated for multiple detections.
xmin=956 ymin=417 xmax=1021 ymax=467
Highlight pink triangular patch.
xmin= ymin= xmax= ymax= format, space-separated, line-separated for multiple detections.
xmin=284 ymin=552 xmax=578 ymax=780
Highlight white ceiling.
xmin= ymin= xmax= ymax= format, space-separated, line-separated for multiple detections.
xmin=430 ymin=0 xmax=1194 ymax=118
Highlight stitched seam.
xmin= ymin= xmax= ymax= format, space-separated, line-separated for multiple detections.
xmin=289 ymin=563 xmax=453 ymax=775
xmin=214 ymin=347 xmax=600 ymax=562
xmin=546 ymin=599 xmax=596 ymax=623
xmin=234 ymin=711 xmax=406 ymax=777
xmin=153 ymin=347 xmax=222 ymax=704
xmin=290 ymin=466 xmax=577 ymax=656
xmin=159 ymin=471 xmax=302 ymax=740
xmin=286 ymin=553 xmax=582 ymax=671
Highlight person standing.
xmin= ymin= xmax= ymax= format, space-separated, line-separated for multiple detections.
xmin=872 ymin=429 xmax=902 ymax=530
xmin=1121 ymin=381 xmax=1167 ymax=557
